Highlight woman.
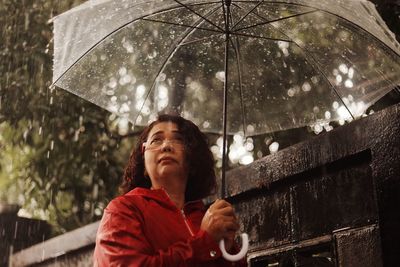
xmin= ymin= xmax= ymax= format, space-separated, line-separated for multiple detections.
xmin=94 ymin=114 xmax=247 ymax=266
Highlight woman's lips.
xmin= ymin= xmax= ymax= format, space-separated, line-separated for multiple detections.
xmin=158 ymin=156 xmax=177 ymax=163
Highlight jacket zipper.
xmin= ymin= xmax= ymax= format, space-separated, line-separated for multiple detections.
xmin=181 ymin=209 xmax=195 ymax=237
xmin=159 ymin=187 xmax=195 ymax=237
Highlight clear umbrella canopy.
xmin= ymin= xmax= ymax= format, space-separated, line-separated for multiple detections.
xmin=53 ymin=0 xmax=400 ymax=136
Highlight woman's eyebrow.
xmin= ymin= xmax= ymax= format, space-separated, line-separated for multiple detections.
xmin=149 ymin=129 xmax=181 ymax=139
xmin=149 ymin=131 xmax=164 ymax=139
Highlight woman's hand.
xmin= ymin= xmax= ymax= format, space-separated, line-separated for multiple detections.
xmin=200 ymin=199 xmax=240 ymax=251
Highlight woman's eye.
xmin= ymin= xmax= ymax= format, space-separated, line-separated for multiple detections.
xmin=150 ymin=138 xmax=160 ymax=144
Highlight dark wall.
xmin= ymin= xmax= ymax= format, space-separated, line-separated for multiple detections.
xmin=226 ymin=103 xmax=400 ymax=267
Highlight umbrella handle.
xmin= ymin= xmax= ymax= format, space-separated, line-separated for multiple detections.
xmin=219 ymin=233 xmax=249 ymax=262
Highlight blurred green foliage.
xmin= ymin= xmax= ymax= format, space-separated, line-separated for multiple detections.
xmin=0 ymin=0 xmax=137 ymax=235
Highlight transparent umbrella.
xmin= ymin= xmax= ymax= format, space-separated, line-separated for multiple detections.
xmin=52 ymin=0 xmax=400 ymax=261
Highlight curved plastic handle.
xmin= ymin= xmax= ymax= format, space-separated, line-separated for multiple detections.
xmin=219 ymin=233 xmax=249 ymax=262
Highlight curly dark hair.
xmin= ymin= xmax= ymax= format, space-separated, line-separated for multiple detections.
xmin=120 ymin=114 xmax=217 ymax=201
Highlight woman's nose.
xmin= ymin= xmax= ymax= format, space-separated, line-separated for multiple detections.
xmin=161 ymin=141 xmax=173 ymax=152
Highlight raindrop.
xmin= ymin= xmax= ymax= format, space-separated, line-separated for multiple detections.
xmin=344 ymin=79 xmax=353 ymax=88
xmin=348 ymin=67 xmax=355 ymax=79
xmin=269 ymin=142 xmax=279 ymax=153
xmin=313 ymin=124 xmax=323 ymax=134
xmin=336 ymin=75 xmax=343 ymax=84
xmin=49 ymin=96 xmax=53 ymax=105
xmin=239 ymin=155 xmax=253 ymax=165
xmin=264 ymin=137 xmax=273 ymax=146
xmin=157 ymin=73 xmax=167 ymax=82
xmin=337 ymin=106 xmax=351 ymax=120
xmin=215 ymin=71 xmax=225 ymax=82
xmin=311 ymin=76 xmax=319 ymax=84
xmin=233 ymin=134 xmax=243 ymax=143
xmin=38 ymin=126 xmax=42 ymax=135
xmin=246 ymin=125 xmax=255 ymax=133
xmin=332 ymin=101 xmax=339 ymax=110
xmin=118 ymin=67 xmax=127 ymax=76
xmin=120 ymin=74 xmax=132 ymax=85
xmin=202 ymin=121 xmax=210 ymax=129
xmin=23 ymin=130 xmax=29 ymax=141
xmin=325 ymin=111 xmax=331 ymax=120
xmin=339 ymin=64 xmax=348 ymax=74
xmin=47 ymin=150 xmax=50 ymax=159
xmin=302 ymin=82 xmax=311 ymax=92
xmin=119 ymin=103 xmax=130 ymax=113
xmin=147 ymin=51 xmax=158 ymax=59
xmin=50 ymin=140 xmax=54 ymax=150
xmin=108 ymin=78 xmax=117 ymax=88
xmin=245 ymin=142 xmax=254 ymax=151
xmin=136 ymin=85 xmax=146 ymax=98
xmin=14 ymin=221 xmax=18 ymax=239
xmin=74 ymin=130 xmax=80 ymax=142
xmin=90 ymin=54 xmax=97 ymax=63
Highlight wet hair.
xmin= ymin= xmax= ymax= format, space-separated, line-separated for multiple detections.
xmin=120 ymin=114 xmax=217 ymax=201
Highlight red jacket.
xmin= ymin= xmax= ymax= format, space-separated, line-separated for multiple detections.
xmin=93 ymin=187 xmax=248 ymax=266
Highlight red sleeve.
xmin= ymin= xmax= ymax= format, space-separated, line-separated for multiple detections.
xmin=93 ymin=207 xmax=243 ymax=267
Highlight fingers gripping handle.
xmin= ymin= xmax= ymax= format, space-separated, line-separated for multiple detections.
xmin=219 ymin=233 xmax=249 ymax=262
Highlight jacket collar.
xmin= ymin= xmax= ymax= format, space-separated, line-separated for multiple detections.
xmin=127 ymin=187 xmax=205 ymax=211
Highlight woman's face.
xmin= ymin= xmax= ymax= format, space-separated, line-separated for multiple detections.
xmin=143 ymin=121 xmax=189 ymax=188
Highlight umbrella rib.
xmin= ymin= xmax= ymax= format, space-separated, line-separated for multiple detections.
xmin=253 ymin=9 xmax=356 ymax=120
xmin=236 ymin=0 xmax=400 ymax=57
xmin=230 ymin=0 xmax=265 ymax=31
xmin=230 ymin=34 xmax=248 ymax=137
xmin=172 ymin=0 xmax=225 ymax=32
xmin=241 ymin=5 xmax=355 ymax=119
xmin=301 ymin=49 xmax=355 ymax=120
xmin=261 ymin=11 xmax=354 ymax=119
xmin=133 ymin=8 xmax=220 ymax=125
xmin=53 ymin=2 xmax=223 ymax=86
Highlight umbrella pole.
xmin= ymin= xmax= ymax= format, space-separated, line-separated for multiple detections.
xmin=221 ymin=0 xmax=231 ymax=199
xmin=219 ymin=2 xmax=249 ymax=262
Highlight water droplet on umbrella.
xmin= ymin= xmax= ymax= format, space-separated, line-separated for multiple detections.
xmin=339 ymin=63 xmax=348 ymax=74
xmin=302 ymin=82 xmax=311 ymax=92
xmin=325 ymin=111 xmax=331 ymax=120
xmin=269 ymin=142 xmax=279 ymax=153
xmin=344 ymin=79 xmax=353 ymax=88
xmin=147 ymin=51 xmax=158 ymax=59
